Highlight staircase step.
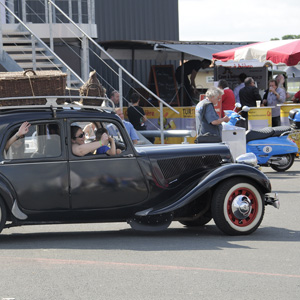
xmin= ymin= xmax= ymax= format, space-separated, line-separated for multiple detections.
xmin=18 ymin=62 xmax=63 ymax=69
xmin=3 ymin=31 xmax=31 ymax=36
xmin=3 ymin=46 xmax=46 ymax=52
xmin=2 ymin=37 xmax=34 ymax=44
xmin=10 ymin=54 xmax=55 ymax=60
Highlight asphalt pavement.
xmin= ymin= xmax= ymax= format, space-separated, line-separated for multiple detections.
xmin=0 ymin=160 xmax=300 ymax=300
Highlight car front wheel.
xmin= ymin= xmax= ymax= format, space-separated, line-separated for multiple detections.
xmin=211 ymin=178 xmax=265 ymax=235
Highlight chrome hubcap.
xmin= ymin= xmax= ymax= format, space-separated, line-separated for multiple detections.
xmin=231 ymin=195 xmax=252 ymax=219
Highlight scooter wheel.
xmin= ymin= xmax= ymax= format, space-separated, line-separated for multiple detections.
xmin=270 ymin=154 xmax=295 ymax=172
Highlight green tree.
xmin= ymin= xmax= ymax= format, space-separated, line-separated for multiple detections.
xmin=282 ymin=35 xmax=297 ymax=40
xmin=271 ymin=35 xmax=300 ymax=40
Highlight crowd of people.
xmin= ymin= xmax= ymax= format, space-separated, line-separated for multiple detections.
xmin=195 ymin=74 xmax=289 ymax=140
xmin=106 ymin=70 xmax=291 ymax=144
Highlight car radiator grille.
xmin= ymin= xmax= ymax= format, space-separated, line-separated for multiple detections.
xmin=157 ymin=155 xmax=222 ymax=180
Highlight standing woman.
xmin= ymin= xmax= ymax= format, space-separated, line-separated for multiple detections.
xmin=196 ymin=87 xmax=230 ymax=139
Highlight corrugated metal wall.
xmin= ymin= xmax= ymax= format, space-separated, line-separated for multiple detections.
xmin=95 ymin=0 xmax=179 ymax=41
xmin=92 ymin=0 xmax=179 ymax=101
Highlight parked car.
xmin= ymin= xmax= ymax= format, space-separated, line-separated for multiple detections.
xmin=0 ymin=97 xmax=279 ymax=236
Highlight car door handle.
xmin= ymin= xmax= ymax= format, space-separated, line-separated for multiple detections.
xmin=122 ymin=154 xmax=134 ymax=158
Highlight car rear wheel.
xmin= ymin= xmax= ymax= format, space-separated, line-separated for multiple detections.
xmin=0 ymin=198 xmax=7 ymax=234
xmin=211 ymin=178 xmax=265 ymax=235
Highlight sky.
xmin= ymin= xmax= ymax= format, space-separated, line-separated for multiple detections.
xmin=179 ymin=0 xmax=300 ymax=42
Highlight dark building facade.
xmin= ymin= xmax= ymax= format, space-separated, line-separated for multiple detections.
xmin=95 ymin=0 xmax=179 ymax=41
xmin=93 ymin=0 xmax=179 ymax=99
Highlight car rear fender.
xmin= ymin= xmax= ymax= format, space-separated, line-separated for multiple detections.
xmin=0 ymin=174 xmax=27 ymax=220
xmin=136 ymin=164 xmax=271 ymax=216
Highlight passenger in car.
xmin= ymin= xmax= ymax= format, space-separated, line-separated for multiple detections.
xmin=94 ymin=128 xmax=121 ymax=156
xmin=71 ymin=125 xmax=106 ymax=156
xmin=83 ymin=122 xmax=97 ymax=139
xmin=5 ymin=121 xmax=31 ymax=151
xmin=4 ymin=121 xmax=31 ymax=159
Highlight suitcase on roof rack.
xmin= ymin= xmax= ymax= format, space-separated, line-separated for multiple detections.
xmin=0 ymin=69 xmax=67 ymax=106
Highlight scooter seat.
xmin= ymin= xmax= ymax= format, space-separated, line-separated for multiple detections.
xmin=271 ymin=126 xmax=291 ymax=137
xmin=246 ymin=127 xmax=275 ymax=142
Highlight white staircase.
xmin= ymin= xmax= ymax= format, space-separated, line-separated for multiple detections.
xmin=2 ymin=31 xmax=62 ymax=70
xmin=1 ymin=29 xmax=82 ymax=88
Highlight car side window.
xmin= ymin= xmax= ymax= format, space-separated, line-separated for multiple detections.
xmin=71 ymin=120 xmax=127 ymax=156
xmin=4 ymin=122 xmax=62 ymax=160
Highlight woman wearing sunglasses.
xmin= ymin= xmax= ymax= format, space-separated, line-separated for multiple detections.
xmin=71 ymin=125 xmax=106 ymax=156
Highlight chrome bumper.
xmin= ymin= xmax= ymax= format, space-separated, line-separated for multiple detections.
xmin=265 ymin=193 xmax=280 ymax=209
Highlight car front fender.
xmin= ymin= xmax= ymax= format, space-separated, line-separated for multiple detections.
xmin=135 ymin=163 xmax=271 ymax=216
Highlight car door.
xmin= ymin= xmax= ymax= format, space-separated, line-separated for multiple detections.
xmin=68 ymin=119 xmax=149 ymax=209
xmin=0 ymin=121 xmax=69 ymax=211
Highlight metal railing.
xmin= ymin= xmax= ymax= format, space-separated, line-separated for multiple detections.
xmin=48 ymin=0 xmax=179 ymax=143
xmin=2 ymin=0 xmax=95 ymax=24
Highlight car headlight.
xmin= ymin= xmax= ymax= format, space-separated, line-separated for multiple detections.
xmin=235 ymin=152 xmax=258 ymax=167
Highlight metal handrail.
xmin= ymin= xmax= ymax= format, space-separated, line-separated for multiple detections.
xmin=48 ymin=0 xmax=179 ymax=115
xmin=48 ymin=0 xmax=179 ymax=144
xmin=138 ymin=130 xmax=196 ymax=144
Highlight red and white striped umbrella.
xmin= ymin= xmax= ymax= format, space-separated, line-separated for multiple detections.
xmin=212 ymin=39 xmax=300 ymax=66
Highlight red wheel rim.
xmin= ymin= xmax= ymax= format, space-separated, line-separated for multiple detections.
xmin=227 ymin=187 xmax=258 ymax=227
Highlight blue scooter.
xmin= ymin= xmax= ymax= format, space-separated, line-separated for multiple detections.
xmin=224 ymin=106 xmax=298 ymax=172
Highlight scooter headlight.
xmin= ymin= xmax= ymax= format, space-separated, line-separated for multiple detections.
xmin=235 ymin=152 xmax=258 ymax=167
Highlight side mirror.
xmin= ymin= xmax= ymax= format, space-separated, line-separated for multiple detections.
xmin=235 ymin=103 xmax=242 ymax=109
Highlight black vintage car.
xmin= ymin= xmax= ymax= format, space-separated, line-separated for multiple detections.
xmin=0 ymin=97 xmax=279 ymax=236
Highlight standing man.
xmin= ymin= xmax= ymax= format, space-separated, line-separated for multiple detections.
xmin=175 ymin=59 xmax=211 ymax=105
xmin=234 ymin=73 xmax=247 ymax=104
xmin=217 ymin=79 xmax=235 ymax=117
xmin=115 ymin=108 xmax=139 ymax=145
xmin=127 ymin=93 xmax=147 ymax=131
xmin=108 ymin=90 xmax=120 ymax=107
xmin=239 ymin=77 xmax=262 ymax=129
xmin=263 ymin=79 xmax=286 ymax=127
xmin=127 ymin=93 xmax=154 ymax=143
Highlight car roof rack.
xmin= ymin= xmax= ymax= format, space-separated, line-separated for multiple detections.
xmin=0 ymin=96 xmax=116 ymax=112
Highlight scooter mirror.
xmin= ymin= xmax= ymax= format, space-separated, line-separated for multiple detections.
xmin=242 ymin=106 xmax=250 ymax=112
xmin=235 ymin=103 xmax=242 ymax=108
